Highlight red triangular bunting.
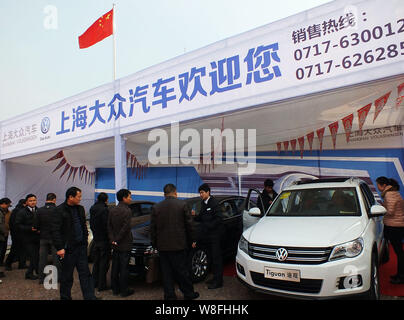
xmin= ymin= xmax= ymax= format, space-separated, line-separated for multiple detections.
xmin=276 ymin=142 xmax=282 ymax=155
xmin=316 ymin=128 xmax=325 ymax=152
xmin=341 ymin=114 xmax=354 ymax=143
xmin=72 ymin=167 xmax=78 ymax=182
xmin=60 ymin=163 xmax=71 ymax=179
xmin=66 ymin=166 xmax=75 ymax=182
xmin=46 ymin=150 xmax=64 ymax=162
xmin=328 ymin=121 xmax=339 ymax=149
xmin=373 ymin=91 xmax=391 ymax=122
xmin=298 ymin=136 xmax=305 ymax=159
xmin=283 ymin=141 xmax=289 ymax=153
xmin=52 ymin=158 xmax=67 ymax=173
xmin=396 ymin=82 xmax=404 ymax=109
xmin=357 ymin=103 xmax=372 ymax=135
xmin=306 ymin=132 xmax=314 ymax=153
xmin=290 ymin=139 xmax=297 ymax=154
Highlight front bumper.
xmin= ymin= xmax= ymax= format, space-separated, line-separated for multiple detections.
xmin=236 ymin=249 xmax=371 ymax=299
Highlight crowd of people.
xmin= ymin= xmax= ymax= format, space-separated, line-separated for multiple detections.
xmin=0 ymin=182 xmax=225 ymax=300
xmin=0 ymin=176 xmax=403 ymax=300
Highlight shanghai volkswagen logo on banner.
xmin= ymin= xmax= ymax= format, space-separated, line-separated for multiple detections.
xmin=41 ymin=117 xmax=51 ymax=134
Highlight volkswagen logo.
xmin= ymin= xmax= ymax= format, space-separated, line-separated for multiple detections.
xmin=275 ymin=248 xmax=288 ymax=262
xmin=41 ymin=117 xmax=51 ymax=134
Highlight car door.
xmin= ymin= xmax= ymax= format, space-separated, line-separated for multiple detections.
xmin=219 ymin=198 xmax=242 ymax=256
xmin=243 ymin=189 xmax=265 ymax=230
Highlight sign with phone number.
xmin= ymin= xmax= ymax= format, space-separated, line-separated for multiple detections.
xmin=291 ymin=3 xmax=404 ymax=81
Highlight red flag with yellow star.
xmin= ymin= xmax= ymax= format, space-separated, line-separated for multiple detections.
xmin=78 ymin=9 xmax=113 ymax=49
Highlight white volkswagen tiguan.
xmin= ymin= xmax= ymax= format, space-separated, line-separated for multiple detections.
xmin=236 ymin=177 xmax=388 ymax=299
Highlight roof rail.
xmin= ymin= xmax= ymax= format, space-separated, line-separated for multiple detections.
xmin=295 ymin=177 xmax=358 ymax=185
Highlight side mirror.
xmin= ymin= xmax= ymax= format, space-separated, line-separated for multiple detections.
xmin=249 ymin=207 xmax=262 ymax=217
xmin=370 ymin=204 xmax=386 ymax=217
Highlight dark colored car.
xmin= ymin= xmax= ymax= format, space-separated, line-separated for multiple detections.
xmin=129 ymin=195 xmax=247 ymax=282
xmin=87 ymin=200 xmax=155 ymax=262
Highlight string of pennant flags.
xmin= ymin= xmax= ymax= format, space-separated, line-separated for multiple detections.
xmin=276 ymin=82 xmax=404 ymax=158
xmin=45 ymin=150 xmax=96 ymax=184
xmin=126 ymin=151 xmax=149 ymax=179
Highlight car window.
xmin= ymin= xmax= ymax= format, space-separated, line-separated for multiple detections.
xmin=140 ymin=203 xmax=153 ymax=216
xmin=187 ymin=199 xmax=201 ymax=216
xmin=268 ymin=187 xmax=360 ymax=217
xmin=360 ymin=183 xmax=376 ymax=207
xmin=218 ymin=200 xmax=236 ymax=219
xmin=234 ymin=198 xmax=246 ymax=213
xmin=130 ymin=203 xmax=153 ymax=217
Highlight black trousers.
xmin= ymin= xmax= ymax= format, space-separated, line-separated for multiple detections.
xmin=5 ymin=233 xmax=26 ymax=268
xmin=38 ymin=239 xmax=61 ymax=282
xmin=111 ymin=250 xmax=130 ymax=295
xmin=159 ymin=250 xmax=195 ymax=300
xmin=202 ymin=235 xmax=223 ymax=284
xmin=24 ymin=240 xmax=39 ymax=276
xmin=60 ymin=244 xmax=96 ymax=300
xmin=92 ymin=241 xmax=111 ymax=289
xmin=384 ymin=226 xmax=404 ymax=277
xmin=0 ymin=239 xmax=7 ymax=266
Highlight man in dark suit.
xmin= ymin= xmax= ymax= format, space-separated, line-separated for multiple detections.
xmin=33 ymin=193 xmax=61 ymax=284
xmin=151 ymin=184 xmax=199 ymax=300
xmin=15 ymin=194 xmax=40 ymax=280
xmin=261 ymin=179 xmax=278 ymax=213
xmin=52 ymin=187 xmax=97 ymax=300
xmin=107 ymin=189 xmax=134 ymax=298
xmin=90 ymin=192 xmax=110 ymax=292
xmin=194 ymin=183 xmax=224 ymax=289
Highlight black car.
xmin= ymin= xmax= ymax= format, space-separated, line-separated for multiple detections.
xmin=129 ymin=195 xmax=247 ymax=282
xmin=87 ymin=200 xmax=155 ymax=262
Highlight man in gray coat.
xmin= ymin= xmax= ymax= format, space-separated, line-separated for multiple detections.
xmin=151 ymin=183 xmax=199 ymax=300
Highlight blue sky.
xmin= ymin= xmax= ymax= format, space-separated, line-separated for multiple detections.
xmin=0 ymin=0 xmax=332 ymax=121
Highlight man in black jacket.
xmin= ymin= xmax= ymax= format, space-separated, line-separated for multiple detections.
xmin=90 ymin=192 xmax=110 ymax=292
xmin=107 ymin=189 xmax=134 ymax=298
xmin=15 ymin=194 xmax=40 ymax=280
xmin=34 ymin=193 xmax=61 ymax=284
xmin=151 ymin=184 xmax=199 ymax=300
xmin=261 ymin=179 xmax=278 ymax=213
xmin=52 ymin=187 xmax=97 ymax=300
xmin=194 ymin=183 xmax=224 ymax=289
xmin=5 ymin=199 xmax=27 ymax=270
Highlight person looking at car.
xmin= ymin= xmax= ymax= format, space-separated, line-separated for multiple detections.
xmin=52 ymin=187 xmax=98 ymax=300
xmin=376 ymin=176 xmax=404 ymax=284
xmin=107 ymin=189 xmax=134 ymax=298
xmin=262 ymin=179 xmax=278 ymax=213
xmin=151 ymin=183 xmax=199 ymax=300
xmin=193 ymin=183 xmax=224 ymax=289
xmin=90 ymin=192 xmax=110 ymax=292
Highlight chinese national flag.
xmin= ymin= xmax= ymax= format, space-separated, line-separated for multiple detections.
xmin=78 ymin=9 xmax=113 ymax=49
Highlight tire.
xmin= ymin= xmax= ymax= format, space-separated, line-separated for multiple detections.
xmin=189 ymin=248 xmax=210 ymax=283
xmin=365 ymin=252 xmax=380 ymax=300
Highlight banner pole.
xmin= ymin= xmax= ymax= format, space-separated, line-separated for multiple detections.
xmin=113 ymin=3 xmax=116 ymax=81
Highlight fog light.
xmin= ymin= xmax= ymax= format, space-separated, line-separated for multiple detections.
xmin=236 ymin=262 xmax=245 ymax=276
xmin=338 ymin=275 xmax=363 ymax=289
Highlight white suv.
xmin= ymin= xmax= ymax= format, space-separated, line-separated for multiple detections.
xmin=236 ymin=177 xmax=388 ymax=299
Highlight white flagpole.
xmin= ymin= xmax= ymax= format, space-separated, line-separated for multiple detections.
xmin=113 ymin=3 xmax=116 ymax=81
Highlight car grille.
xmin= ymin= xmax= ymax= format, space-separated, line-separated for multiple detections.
xmin=248 ymin=244 xmax=332 ymax=265
xmin=250 ymin=272 xmax=323 ymax=294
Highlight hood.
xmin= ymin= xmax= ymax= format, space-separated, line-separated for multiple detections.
xmin=244 ymin=216 xmax=366 ymax=247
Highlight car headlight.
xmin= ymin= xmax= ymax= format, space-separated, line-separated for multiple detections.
xmin=238 ymin=236 xmax=249 ymax=255
xmin=329 ymin=238 xmax=364 ymax=261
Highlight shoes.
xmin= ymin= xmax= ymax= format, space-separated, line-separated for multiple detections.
xmin=112 ymin=291 xmax=120 ymax=296
xmin=5 ymin=265 xmax=12 ymax=271
xmin=208 ymin=282 xmax=223 ymax=289
xmin=120 ymin=289 xmax=134 ymax=298
xmin=184 ymin=292 xmax=199 ymax=300
xmin=25 ymin=274 xmax=38 ymax=280
xmin=97 ymin=286 xmax=110 ymax=292
xmin=0 ymin=272 xmax=5 ymax=278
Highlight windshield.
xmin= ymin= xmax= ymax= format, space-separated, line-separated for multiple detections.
xmin=267 ymin=187 xmax=360 ymax=217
